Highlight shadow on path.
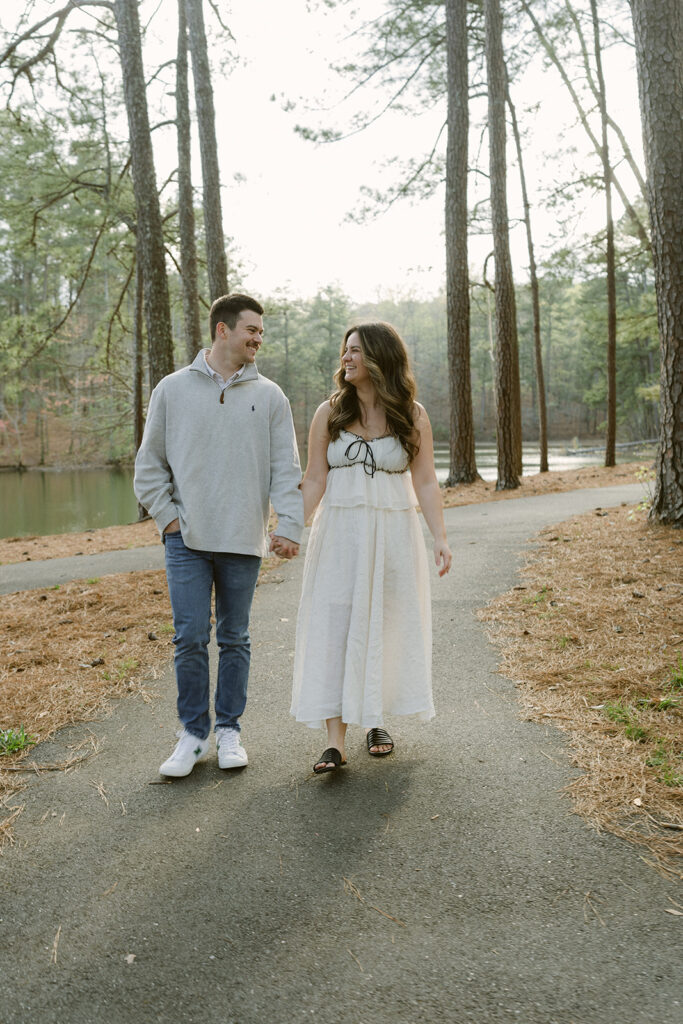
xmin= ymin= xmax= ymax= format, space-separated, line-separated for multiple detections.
xmin=2 ymin=484 xmax=680 ymax=1024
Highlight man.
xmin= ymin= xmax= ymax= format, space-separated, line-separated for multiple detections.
xmin=134 ymin=293 xmax=303 ymax=777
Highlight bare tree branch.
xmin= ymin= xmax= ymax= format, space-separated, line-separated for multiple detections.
xmin=0 ymin=1 xmax=113 ymax=70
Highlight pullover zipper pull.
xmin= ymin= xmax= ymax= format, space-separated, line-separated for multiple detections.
xmin=219 ymin=391 xmax=224 ymax=405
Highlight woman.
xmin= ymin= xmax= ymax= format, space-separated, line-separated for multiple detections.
xmin=288 ymin=322 xmax=452 ymax=773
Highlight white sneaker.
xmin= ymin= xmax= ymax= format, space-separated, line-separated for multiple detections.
xmin=159 ymin=730 xmax=209 ymax=777
xmin=216 ymin=727 xmax=248 ymax=769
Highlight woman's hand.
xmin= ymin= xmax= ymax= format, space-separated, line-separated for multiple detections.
xmin=434 ymin=539 xmax=452 ymax=577
xmin=270 ymin=534 xmax=300 ymax=559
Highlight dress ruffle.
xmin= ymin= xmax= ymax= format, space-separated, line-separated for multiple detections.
xmin=324 ymin=463 xmax=418 ymax=510
xmin=291 ymin=431 xmax=434 ymax=731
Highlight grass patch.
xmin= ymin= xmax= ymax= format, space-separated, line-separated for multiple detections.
xmin=0 ymin=726 xmax=36 ymax=756
xmin=669 ymin=655 xmax=683 ymax=692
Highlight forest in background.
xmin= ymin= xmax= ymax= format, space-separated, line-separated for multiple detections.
xmin=0 ymin=212 xmax=659 ymax=466
xmin=0 ymin=0 xmax=678 ymax=520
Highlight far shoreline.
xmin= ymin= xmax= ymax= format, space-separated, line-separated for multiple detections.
xmin=0 ymin=461 xmax=649 ymax=565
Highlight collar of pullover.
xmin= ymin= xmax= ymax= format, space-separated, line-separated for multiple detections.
xmin=188 ymin=349 xmax=259 ymax=384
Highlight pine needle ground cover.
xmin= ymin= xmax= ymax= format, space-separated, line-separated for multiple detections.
xmin=0 ymin=518 xmax=158 ymax=565
xmin=0 ymin=558 xmax=285 ymax=844
xmin=0 ymin=571 xmax=173 ymax=843
xmin=481 ymin=504 xmax=683 ymax=874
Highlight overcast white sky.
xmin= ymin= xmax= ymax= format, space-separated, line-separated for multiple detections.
xmin=2 ymin=0 xmax=644 ymax=303
xmin=176 ymin=0 xmax=450 ymax=302
xmin=184 ymin=0 xmax=643 ymax=302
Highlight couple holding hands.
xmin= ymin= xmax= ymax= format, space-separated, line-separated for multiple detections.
xmin=134 ymin=293 xmax=451 ymax=778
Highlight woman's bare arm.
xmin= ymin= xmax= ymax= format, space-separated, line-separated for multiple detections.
xmin=409 ymin=404 xmax=452 ymax=577
xmin=301 ymin=402 xmax=332 ymax=523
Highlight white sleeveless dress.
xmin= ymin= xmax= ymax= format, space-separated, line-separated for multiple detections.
xmin=290 ymin=430 xmax=434 ymax=730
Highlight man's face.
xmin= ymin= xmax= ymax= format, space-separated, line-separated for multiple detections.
xmin=218 ymin=309 xmax=264 ymax=365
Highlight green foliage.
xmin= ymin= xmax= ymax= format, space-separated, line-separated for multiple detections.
xmin=602 ymin=700 xmax=647 ymax=742
xmin=665 ymin=655 xmax=683 ymax=691
xmin=0 ymin=726 xmax=36 ymax=756
xmin=645 ymin=740 xmax=683 ymax=788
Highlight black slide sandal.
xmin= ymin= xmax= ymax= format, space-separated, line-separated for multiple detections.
xmin=313 ymin=747 xmax=347 ymax=774
xmin=366 ymin=728 xmax=394 ymax=756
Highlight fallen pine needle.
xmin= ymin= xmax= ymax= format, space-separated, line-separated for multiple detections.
xmin=51 ymin=925 xmax=61 ymax=964
xmin=342 ymin=876 xmax=364 ymax=903
xmin=0 ymin=752 xmax=94 ymax=773
xmin=583 ymin=891 xmax=605 ymax=927
xmin=89 ymin=780 xmax=109 ymax=807
xmin=348 ymin=949 xmax=363 ymax=972
xmin=369 ymin=904 xmax=407 ymax=927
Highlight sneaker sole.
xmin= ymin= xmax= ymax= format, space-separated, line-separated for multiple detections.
xmin=217 ymin=756 xmax=248 ymax=769
xmin=160 ymin=744 xmax=209 ymax=777
xmin=159 ymin=758 xmax=203 ymax=777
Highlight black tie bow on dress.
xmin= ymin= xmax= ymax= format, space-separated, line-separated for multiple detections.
xmin=344 ymin=436 xmax=377 ymax=477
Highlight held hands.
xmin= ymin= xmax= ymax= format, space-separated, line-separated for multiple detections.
xmin=270 ymin=534 xmax=300 ymax=559
xmin=434 ymin=540 xmax=452 ymax=577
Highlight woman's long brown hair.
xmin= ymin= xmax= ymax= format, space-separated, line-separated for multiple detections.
xmin=327 ymin=322 xmax=420 ymax=462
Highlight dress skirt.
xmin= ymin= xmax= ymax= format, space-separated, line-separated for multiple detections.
xmin=290 ymin=467 xmax=434 ymax=730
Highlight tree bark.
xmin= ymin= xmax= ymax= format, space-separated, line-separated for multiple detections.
xmin=507 ymin=80 xmax=548 ymax=473
xmin=177 ymin=0 xmax=203 ymax=364
xmin=630 ymin=0 xmax=683 ymax=525
xmin=485 ymin=0 xmax=520 ymax=490
xmin=113 ymin=0 xmax=174 ymax=389
xmin=133 ymin=254 xmax=144 ymax=451
xmin=185 ymin=0 xmax=228 ymax=301
xmin=589 ymin=0 xmax=617 ymax=467
xmin=445 ymin=0 xmax=478 ymax=485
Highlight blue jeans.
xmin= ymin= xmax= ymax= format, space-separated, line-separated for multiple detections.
xmin=163 ymin=531 xmax=261 ymax=740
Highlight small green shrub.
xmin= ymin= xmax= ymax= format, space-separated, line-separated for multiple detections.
xmin=0 ymin=726 xmax=36 ymax=756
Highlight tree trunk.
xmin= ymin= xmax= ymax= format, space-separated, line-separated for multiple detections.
xmin=445 ymin=0 xmax=478 ymax=485
xmin=133 ymin=254 xmax=144 ymax=451
xmin=177 ymin=0 xmax=203 ymax=364
xmin=485 ymin=0 xmax=520 ymax=490
xmin=589 ymin=0 xmax=617 ymax=467
xmin=507 ymin=84 xmax=548 ymax=475
xmin=282 ymin=305 xmax=291 ymax=395
xmin=133 ymin=254 xmax=147 ymax=519
xmin=185 ymin=0 xmax=228 ymax=300
xmin=507 ymin=80 xmax=548 ymax=472
xmin=113 ymin=0 xmax=174 ymax=389
xmin=631 ymin=0 xmax=683 ymax=525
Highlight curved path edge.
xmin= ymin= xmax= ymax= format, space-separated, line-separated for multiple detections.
xmin=2 ymin=482 xmax=680 ymax=1024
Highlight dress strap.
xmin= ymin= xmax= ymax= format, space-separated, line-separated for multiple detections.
xmin=344 ymin=436 xmax=377 ymax=477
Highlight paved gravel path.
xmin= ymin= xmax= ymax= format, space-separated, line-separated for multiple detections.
xmin=1 ymin=483 xmax=681 ymax=1024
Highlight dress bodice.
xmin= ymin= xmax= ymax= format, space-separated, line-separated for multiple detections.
xmin=327 ymin=430 xmax=410 ymax=474
xmin=323 ymin=430 xmax=417 ymax=510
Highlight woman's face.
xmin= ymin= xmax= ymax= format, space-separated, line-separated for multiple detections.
xmin=342 ymin=331 xmax=370 ymax=387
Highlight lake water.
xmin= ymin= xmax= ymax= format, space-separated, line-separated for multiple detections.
xmin=433 ymin=442 xmax=652 ymax=484
xmin=0 ymin=443 xmax=653 ymax=539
